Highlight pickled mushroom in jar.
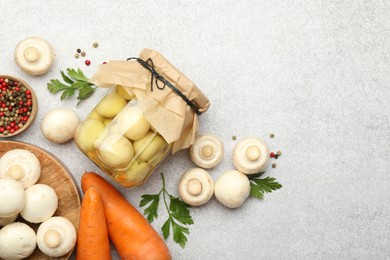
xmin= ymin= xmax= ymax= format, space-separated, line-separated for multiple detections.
xmin=87 ymin=110 xmax=104 ymax=122
xmin=117 ymin=101 xmax=151 ymax=141
xmin=95 ymin=90 xmax=127 ymax=118
xmin=116 ymin=160 xmax=151 ymax=185
xmin=117 ymin=85 xmax=135 ymax=100
xmin=98 ymin=133 xmax=135 ymax=169
xmin=75 ymin=118 xmax=105 ymax=151
xmin=133 ymin=132 xmax=168 ymax=162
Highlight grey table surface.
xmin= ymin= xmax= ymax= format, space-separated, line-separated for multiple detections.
xmin=1 ymin=1 xmax=389 ymax=259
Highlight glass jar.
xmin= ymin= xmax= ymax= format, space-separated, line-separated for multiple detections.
xmin=75 ymin=85 xmax=172 ymax=187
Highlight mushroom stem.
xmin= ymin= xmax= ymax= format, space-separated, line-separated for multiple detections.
xmin=246 ymin=145 xmax=261 ymax=161
xmin=24 ymin=47 xmax=40 ymax=62
xmin=187 ymin=178 xmax=203 ymax=195
xmin=200 ymin=144 xmax=214 ymax=160
xmin=7 ymin=165 xmax=25 ymax=180
xmin=44 ymin=229 xmax=62 ymax=248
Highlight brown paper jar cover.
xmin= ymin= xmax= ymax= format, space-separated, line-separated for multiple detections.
xmin=89 ymin=48 xmax=210 ymax=153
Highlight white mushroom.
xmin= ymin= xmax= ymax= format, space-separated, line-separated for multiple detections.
xmin=178 ymin=168 xmax=214 ymax=206
xmin=190 ymin=134 xmax=224 ymax=169
xmin=0 ymin=178 xmax=25 ymax=218
xmin=232 ymin=137 xmax=270 ymax=175
xmin=214 ymin=170 xmax=250 ymax=208
xmin=0 ymin=222 xmax=37 ymax=260
xmin=0 ymin=149 xmax=41 ymax=188
xmin=41 ymin=108 xmax=80 ymax=144
xmin=0 ymin=213 xmax=18 ymax=227
xmin=36 ymin=217 xmax=76 ymax=257
xmin=14 ymin=36 xmax=55 ymax=75
xmin=21 ymin=184 xmax=58 ymax=223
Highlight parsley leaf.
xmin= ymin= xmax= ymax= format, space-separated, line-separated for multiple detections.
xmin=47 ymin=68 xmax=96 ymax=104
xmin=140 ymin=194 xmax=160 ymax=222
xmin=250 ymin=175 xmax=282 ymax=200
xmin=140 ymin=173 xmax=193 ymax=248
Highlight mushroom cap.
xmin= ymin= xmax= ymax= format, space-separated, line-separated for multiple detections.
xmin=190 ymin=134 xmax=224 ymax=169
xmin=178 ymin=168 xmax=214 ymax=206
xmin=14 ymin=36 xmax=55 ymax=76
xmin=21 ymin=184 xmax=58 ymax=223
xmin=0 ymin=213 xmax=19 ymax=227
xmin=232 ymin=137 xmax=270 ymax=174
xmin=0 ymin=149 xmax=41 ymax=188
xmin=214 ymin=170 xmax=250 ymax=208
xmin=37 ymin=217 xmax=76 ymax=257
xmin=41 ymin=108 xmax=80 ymax=143
xmin=0 ymin=222 xmax=37 ymax=260
xmin=0 ymin=178 xmax=25 ymax=218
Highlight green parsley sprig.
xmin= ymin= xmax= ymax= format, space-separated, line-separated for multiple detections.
xmin=140 ymin=173 xmax=194 ymax=248
xmin=249 ymin=172 xmax=282 ymax=199
xmin=47 ymin=68 xmax=96 ymax=104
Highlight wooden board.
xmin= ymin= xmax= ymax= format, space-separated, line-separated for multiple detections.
xmin=0 ymin=141 xmax=81 ymax=260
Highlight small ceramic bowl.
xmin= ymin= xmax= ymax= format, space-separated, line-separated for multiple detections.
xmin=0 ymin=75 xmax=38 ymax=138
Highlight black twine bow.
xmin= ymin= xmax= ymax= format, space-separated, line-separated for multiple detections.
xmin=127 ymin=57 xmax=202 ymax=115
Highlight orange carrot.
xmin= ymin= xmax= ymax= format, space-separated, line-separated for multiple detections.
xmin=76 ymin=186 xmax=111 ymax=260
xmin=81 ymin=172 xmax=172 ymax=260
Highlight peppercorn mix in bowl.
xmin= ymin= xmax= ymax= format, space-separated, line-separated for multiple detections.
xmin=0 ymin=75 xmax=37 ymax=137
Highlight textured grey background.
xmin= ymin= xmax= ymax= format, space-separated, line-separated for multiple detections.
xmin=1 ymin=0 xmax=389 ymax=259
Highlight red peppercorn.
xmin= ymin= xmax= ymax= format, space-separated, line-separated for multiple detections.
xmin=1 ymin=83 xmax=6 ymax=88
xmin=25 ymin=90 xmax=31 ymax=95
xmin=85 ymin=60 xmax=91 ymax=66
xmin=14 ymin=87 xmax=20 ymax=92
xmin=0 ymin=78 xmax=4 ymax=83
xmin=1 ymin=104 xmax=6 ymax=108
xmin=14 ymin=81 xmax=18 ymax=86
xmin=103 ymin=62 xmax=107 ymax=64
xmin=0 ymin=127 xmax=4 ymax=132
xmin=270 ymin=152 xmax=275 ymax=158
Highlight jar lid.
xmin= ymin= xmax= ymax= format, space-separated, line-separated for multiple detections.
xmin=89 ymin=49 xmax=210 ymax=153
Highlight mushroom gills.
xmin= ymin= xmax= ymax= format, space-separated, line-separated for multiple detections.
xmin=178 ymin=168 xmax=214 ymax=206
xmin=190 ymin=134 xmax=224 ymax=169
xmin=37 ymin=216 xmax=77 ymax=257
xmin=232 ymin=137 xmax=270 ymax=175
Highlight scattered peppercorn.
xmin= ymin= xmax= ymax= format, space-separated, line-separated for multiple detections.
xmin=85 ymin=60 xmax=91 ymax=66
xmin=269 ymin=133 xmax=275 ymax=138
xmin=270 ymin=152 xmax=275 ymax=158
xmin=77 ymin=48 xmax=81 ymax=53
xmin=0 ymin=77 xmax=33 ymax=136
xmin=102 ymin=61 xmax=107 ymax=64
xmin=232 ymin=135 xmax=237 ymax=140
xmin=277 ymin=151 xmax=282 ymax=156
xmin=272 ymin=163 xmax=277 ymax=168
xmin=74 ymin=53 xmax=80 ymax=59
xmin=93 ymin=42 xmax=99 ymax=48
xmin=81 ymin=51 xmax=86 ymax=57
